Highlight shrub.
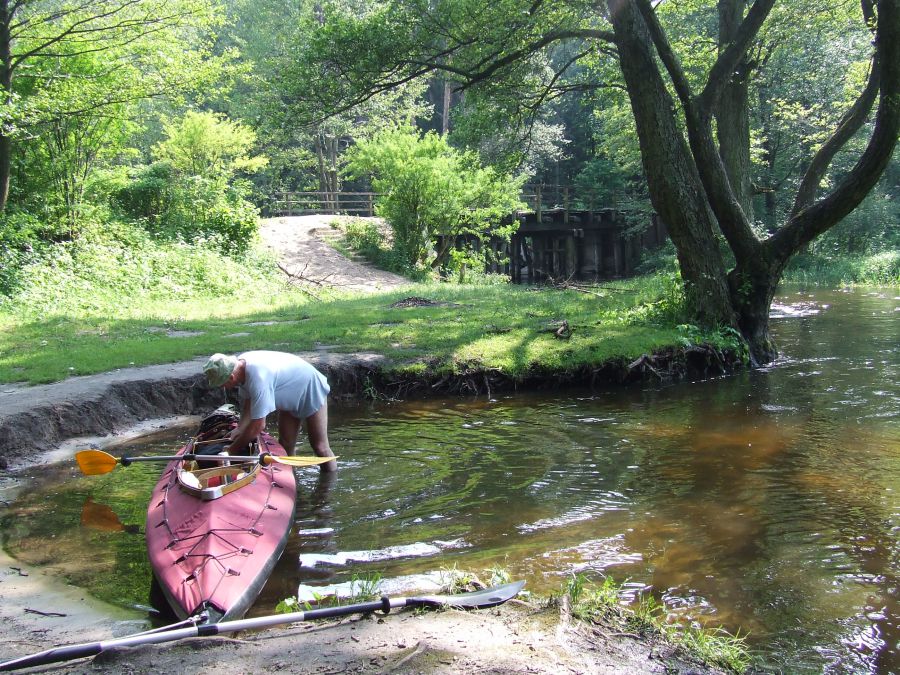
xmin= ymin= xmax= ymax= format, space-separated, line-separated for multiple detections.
xmin=0 ymin=220 xmax=282 ymax=316
xmin=345 ymin=125 xmax=524 ymax=275
xmin=0 ymin=210 xmax=48 ymax=296
xmin=858 ymin=250 xmax=900 ymax=284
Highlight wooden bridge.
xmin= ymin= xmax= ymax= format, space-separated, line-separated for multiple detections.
xmin=269 ymin=186 xmax=667 ymax=281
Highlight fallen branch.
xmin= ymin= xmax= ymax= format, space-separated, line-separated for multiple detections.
xmin=381 ymin=641 xmax=425 ymax=673
xmin=544 ymin=319 xmax=572 ymax=339
xmin=628 ymin=354 xmax=662 ymax=379
xmin=24 ymin=608 xmax=66 ymax=617
xmin=276 ymin=262 xmax=325 ymax=300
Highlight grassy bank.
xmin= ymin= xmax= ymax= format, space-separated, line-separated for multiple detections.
xmin=782 ymin=250 xmax=900 ymax=286
xmin=561 ymin=574 xmax=752 ymax=672
xmin=0 ymin=222 xmax=742 ymax=386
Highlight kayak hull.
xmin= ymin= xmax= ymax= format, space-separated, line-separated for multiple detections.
xmin=146 ymin=432 xmax=297 ymax=623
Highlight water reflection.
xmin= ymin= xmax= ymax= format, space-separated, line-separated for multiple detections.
xmin=0 ymin=287 xmax=896 ymax=673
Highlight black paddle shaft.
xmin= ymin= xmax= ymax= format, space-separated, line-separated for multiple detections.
xmin=0 ymin=581 xmax=525 ymax=671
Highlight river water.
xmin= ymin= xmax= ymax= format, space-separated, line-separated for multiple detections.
xmin=2 ymin=286 xmax=897 ymax=672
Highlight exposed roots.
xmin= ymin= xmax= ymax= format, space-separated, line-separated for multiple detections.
xmin=342 ymin=343 xmax=741 ymax=401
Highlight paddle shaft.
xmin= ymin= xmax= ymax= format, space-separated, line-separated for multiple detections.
xmin=0 ymin=581 xmax=525 ymax=671
xmin=0 ymin=597 xmax=406 ymax=671
xmin=119 ymin=453 xmax=233 ymax=465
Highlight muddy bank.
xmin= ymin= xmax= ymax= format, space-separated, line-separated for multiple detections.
xmin=0 ymin=564 xmax=718 ymax=675
xmin=0 ymin=352 xmax=387 ymax=469
xmin=0 ymin=345 xmax=739 ymax=469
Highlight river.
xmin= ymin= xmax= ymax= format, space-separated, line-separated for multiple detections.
xmin=2 ymin=286 xmax=897 ymax=673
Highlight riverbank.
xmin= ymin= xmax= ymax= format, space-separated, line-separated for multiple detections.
xmin=0 ymin=342 xmax=742 ymax=469
xmin=0 ymin=353 xmax=742 ymax=673
xmin=0 ymin=216 xmax=741 ymax=672
xmin=0 ymin=537 xmax=718 ymax=675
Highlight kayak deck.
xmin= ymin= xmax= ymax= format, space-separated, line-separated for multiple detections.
xmin=146 ymin=428 xmax=297 ymax=624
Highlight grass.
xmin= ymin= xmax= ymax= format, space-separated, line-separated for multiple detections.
xmin=562 ymin=573 xmax=753 ymax=673
xmin=0 ymin=260 xmax=715 ymax=385
xmin=782 ymin=250 xmax=900 ymax=286
xmin=0 ymin=217 xmax=747 ymax=385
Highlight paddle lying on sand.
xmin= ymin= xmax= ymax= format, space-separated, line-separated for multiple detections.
xmin=0 ymin=580 xmax=525 ymax=671
xmin=75 ymin=449 xmax=335 ymax=475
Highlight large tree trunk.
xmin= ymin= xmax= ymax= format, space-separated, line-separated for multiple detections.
xmin=614 ymin=0 xmax=898 ymax=365
xmin=607 ymin=0 xmax=738 ymax=329
xmin=716 ymin=0 xmax=755 ymax=222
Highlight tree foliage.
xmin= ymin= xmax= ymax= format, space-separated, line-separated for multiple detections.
xmin=0 ymin=0 xmax=228 ymax=213
xmin=115 ymin=111 xmax=263 ymax=252
xmin=294 ymin=0 xmax=900 ymax=364
xmin=345 ymin=125 xmax=524 ymax=274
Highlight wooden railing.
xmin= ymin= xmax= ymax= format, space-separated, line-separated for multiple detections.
xmin=271 ymin=184 xmax=583 ymax=219
xmin=271 ymin=191 xmax=378 ymax=217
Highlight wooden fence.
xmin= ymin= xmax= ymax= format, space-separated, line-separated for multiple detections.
xmin=271 ymin=191 xmax=378 ymax=217
xmin=270 ymin=184 xmax=577 ymax=219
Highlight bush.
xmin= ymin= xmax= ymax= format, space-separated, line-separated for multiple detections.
xmin=784 ymin=250 xmax=900 ymax=286
xmin=114 ymin=164 xmax=259 ymax=254
xmin=0 ymin=220 xmax=282 ymax=316
xmin=345 ymin=125 xmax=524 ymax=274
xmin=0 ymin=210 xmax=49 ymax=296
xmin=337 ymin=217 xmax=430 ymax=280
xmin=111 ymin=111 xmax=267 ymax=254
xmin=858 ymin=250 xmax=900 ymax=284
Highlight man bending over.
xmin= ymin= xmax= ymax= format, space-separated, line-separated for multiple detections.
xmin=203 ymin=351 xmax=336 ymax=472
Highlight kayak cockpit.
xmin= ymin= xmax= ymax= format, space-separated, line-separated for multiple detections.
xmin=177 ymin=458 xmax=260 ymax=501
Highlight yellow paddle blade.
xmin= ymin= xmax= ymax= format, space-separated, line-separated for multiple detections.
xmin=263 ymin=454 xmax=337 ymax=467
xmin=75 ymin=449 xmax=120 ymax=475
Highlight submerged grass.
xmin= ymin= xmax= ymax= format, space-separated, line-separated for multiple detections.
xmin=561 ymin=574 xmax=752 ymax=673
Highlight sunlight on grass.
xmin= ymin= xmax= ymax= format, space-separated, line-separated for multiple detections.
xmin=0 ymin=230 xmax=740 ymax=385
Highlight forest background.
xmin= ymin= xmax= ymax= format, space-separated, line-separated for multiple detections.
xmin=0 ymin=0 xmax=898 ymax=384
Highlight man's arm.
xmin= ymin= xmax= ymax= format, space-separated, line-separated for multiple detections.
xmin=227 ymin=399 xmax=266 ymax=454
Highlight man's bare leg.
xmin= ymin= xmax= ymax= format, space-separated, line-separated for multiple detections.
xmin=305 ymin=404 xmax=336 ymax=472
xmin=277 ymin=411 xmax=301 ymax=456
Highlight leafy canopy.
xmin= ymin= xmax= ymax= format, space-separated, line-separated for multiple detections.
xmin=345 ymin=125 xmax=524 ymax=274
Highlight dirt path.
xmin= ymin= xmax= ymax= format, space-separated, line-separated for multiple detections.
xmin=259 ymin=215 xmax=409 ymax=292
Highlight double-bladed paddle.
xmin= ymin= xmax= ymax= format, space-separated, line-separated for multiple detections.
xmin=0 ymin=580 xmax=525 ymax=671
xmin=75 ymin=448 xmax=335 ymax=475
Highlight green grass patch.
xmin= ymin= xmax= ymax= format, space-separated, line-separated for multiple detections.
xmin=562 ymin=574 xmax=752 ymax=673
xmin=0 ymin=222 xmax=736 ymax=385
xmin=0 ymin=279 xmax=714 ymax=385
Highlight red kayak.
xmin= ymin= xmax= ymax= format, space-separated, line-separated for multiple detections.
xmin=146 ymin=409 xmax=297 ymax=624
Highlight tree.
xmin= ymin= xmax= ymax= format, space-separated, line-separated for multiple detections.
xmin=116 ymin=110 xmax=265 ymax=251
xmin=154 ymin=111 xmax=267 ymax=178
xmin=0 ymin=0 xmax=225 ymax=212
xmin=345 ymin=124 xmax=524 ymax=273
xmin=295 ymin=0 xmax=899 ymax=365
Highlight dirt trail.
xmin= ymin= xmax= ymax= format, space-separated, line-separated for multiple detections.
xmin=259 ymin=215 xmax=409 ymax=292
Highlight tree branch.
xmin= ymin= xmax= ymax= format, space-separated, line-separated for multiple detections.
xmin=698 ymin=0 xmax=776 ymax=114
xmin=770 ymin=0 xmax=900 ymax=257
xmin=634 ymin=0 xmax=693 ymax=108
xmin=788 ymin=56 xmax=881 ymax=218
xmin=456 ymin=29 xmax=614 ymax=91
xmin=636 ymin=0 xmax=759 ymax=261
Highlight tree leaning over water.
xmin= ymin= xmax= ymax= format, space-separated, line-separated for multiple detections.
xmin=296 ymin=0 xmax=900 ymax=365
